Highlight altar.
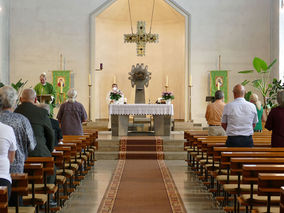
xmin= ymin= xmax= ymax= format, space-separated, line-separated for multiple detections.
xmin=110 ymin=104 xmax=174 ymax=136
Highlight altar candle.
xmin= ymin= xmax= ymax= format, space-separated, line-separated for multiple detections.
xmin=88 ymin=73 xmax=91 ymax=85
xmin=60 ymin=84 xmax=63 ymax=93
xmin=217 ymin=82 xmax=220 ymax=90
xmin=113 ymin=75 xmax=117 ymax=84
xmin=189 ymin=74 xmax=192 ymax=86
xmin=165 ymin=75 xmax=169 ymax=87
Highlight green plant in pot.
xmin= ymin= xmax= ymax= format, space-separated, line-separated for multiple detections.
xmin=239 ymin=57 xmax=277 ymax=114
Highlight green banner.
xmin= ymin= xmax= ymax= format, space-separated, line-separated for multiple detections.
xmin=52 ymin=70 xmax=71 ymax=104
xmin=210 ymin=70 xmax=228 ymax=103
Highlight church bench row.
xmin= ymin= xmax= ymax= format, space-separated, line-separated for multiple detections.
xmin=184 ymin=135 xmax=284 ymax=212
xmin=5 ymin=129 xmax=98 ymax=213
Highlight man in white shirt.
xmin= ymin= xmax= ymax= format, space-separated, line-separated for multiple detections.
xmin=221 ymin=84 xmax=258 ymax=147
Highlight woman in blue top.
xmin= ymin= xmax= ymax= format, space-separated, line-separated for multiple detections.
xmin=250 ymin=94 xmax=264 ymax=132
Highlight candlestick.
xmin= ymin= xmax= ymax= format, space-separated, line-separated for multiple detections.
xmin=60 ymin=84 xmax=63 ymax=93
xmin=217 ymin=82 xmax=220 ymax=90
xmin=165 ymin=75 xmax=169 ymax=87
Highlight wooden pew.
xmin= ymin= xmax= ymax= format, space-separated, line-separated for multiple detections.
xmin=22 ymin=163 xmax=46 ymax=213
xmin=281 ymin=186 xmax=284 ymax=213
xmin=25 ymin=157 xmax=58 ymax=213
xmin=0 ymin=186 xmax=8 ymax=213
xmin=9 ymin=173 xmax=35 ymax=213
xmin=239 ymin=165 xmax=284 ymax=212
xmin=258 ymin=173 xmax=284 ymax=212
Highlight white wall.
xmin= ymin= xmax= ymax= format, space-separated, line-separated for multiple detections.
xmin=0 ymin=0 xmax=10 ymax=84
xmin=10 ymin=0 xmax=277 ymax=124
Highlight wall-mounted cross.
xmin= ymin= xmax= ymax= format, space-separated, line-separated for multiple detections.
xmin=124 ymin=21 xmax=159 ymax=57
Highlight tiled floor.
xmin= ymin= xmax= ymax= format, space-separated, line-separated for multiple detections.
xmin=59 ymin=160 xmax=224 ymax=213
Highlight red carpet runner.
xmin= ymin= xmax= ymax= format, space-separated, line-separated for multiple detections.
xmin=98 ymin=136 xmax=186 ymax=213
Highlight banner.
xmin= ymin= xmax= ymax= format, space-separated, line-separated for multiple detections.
xmin=52 ymin=70 xmax=71 ymax=104
xmin=210 ymin=70 xmax=228 ymax=103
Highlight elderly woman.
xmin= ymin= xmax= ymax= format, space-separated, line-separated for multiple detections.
xmin=265 ymin=91 xmax=284 ymax=147
xmin=57 ymin=88 xmax=87 ymax=135
xmin=0 ymin=86 xmax=36 ymax=173
xmin=250 ymin=93 xmax=264 ymax=132
xmin=0 ymin=93 xmax=17 ymax=200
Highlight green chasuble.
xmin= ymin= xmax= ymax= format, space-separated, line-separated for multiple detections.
xmin=34 ymin=82 xmax=56 ymax=117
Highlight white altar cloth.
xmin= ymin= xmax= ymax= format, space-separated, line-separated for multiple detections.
xmin=109 ymin=104 xmax=174 ymax=116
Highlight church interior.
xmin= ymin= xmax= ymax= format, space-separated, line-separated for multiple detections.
xmin=0 ymin=0 xmax=284 ymax=213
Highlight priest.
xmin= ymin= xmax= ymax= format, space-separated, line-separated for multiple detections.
xmin=34 ymin=73 xmax=56 ymax=117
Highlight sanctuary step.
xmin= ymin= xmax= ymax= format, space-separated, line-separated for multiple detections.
xmin=96 ymin=131 xmax=187 ymax=160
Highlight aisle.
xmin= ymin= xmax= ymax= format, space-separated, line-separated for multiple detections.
xmin=97 ymin=136 xmax=186 ymax=213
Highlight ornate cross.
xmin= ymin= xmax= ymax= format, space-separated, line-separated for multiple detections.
xmin=124 ymin=21 xmax=159 ymax=57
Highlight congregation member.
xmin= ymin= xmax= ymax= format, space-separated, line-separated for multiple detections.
xmin=0 ymin=97 xmax=17 ymax=200
xmin=38 ymin=104 xmax=63 ymax=146
xmin=0 ymin=86 xmax=36 ymax=173
xmin=250 ymin=93 xmax=264 ymax=132
xmin=205 ymin=90 xmax=226 ymax=136
xmin=14 ymin=88 xmax=55 ymax=157
xmin=57 ymin=88 xmax=87 ymax=135
xmin=221 ymin=84 xmax=258 ymax=147
xmin=15 ymin=88 xmax=55 ymax=184
xmin=0 ymin=86 xmax=36 ymax=206
xmin=265 ymin=90 xmax=284 ymax=147
xmin=34 ymin=73 xmax=56 ymax=117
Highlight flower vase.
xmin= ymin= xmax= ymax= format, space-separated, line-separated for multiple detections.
xmin=166 ymin=99 xmax=171 ymax=104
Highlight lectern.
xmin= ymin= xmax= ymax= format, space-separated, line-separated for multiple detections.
xmin=37 ymin=94 xmax=52 ymax=104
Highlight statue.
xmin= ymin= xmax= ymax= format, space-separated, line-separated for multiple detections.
xmin=128 ymin=63 xmax=151 ymax=104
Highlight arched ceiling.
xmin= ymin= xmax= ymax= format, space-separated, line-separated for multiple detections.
xmin=97 ymin=0 xmax=184 ymax=24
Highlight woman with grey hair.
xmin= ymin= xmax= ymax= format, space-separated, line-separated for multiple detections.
xmin=0 ymin=86 xmax=36 ymax=173
xmin=0 ymin=86 xmax=36 ymax=205
xmin=250 ymin=93 xmax=264 ymax=132
xmin=57 ymin=88 xmax=87 ymax=135
xmin=265 ymin=90 xmax=284 ymax=147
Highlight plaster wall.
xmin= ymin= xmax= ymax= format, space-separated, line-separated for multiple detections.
xmin=10 ymin=0 xmax=275 ymax=124
xmin=0 ymin=0 xmax=10 ymax=84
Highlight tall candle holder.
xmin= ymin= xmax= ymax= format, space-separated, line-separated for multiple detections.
xmin=188 ymin=84 xmax=193 ymax=122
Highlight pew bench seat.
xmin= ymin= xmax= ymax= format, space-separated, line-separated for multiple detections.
xmin=239 ymin=194 xmax=280 ymax=205
xmin=223 ymin=184 xmax=258 ymax=192
xmin=23 ymin=193 xmax=48 ymax=205
xmin=8 ymin=206 xmax=35 ymax=213
xmin=252 ymin=206 xmax=279 ymax=213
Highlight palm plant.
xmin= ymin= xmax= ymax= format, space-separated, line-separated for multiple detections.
xmin=239 ymin=57 xmax=277 ymax=111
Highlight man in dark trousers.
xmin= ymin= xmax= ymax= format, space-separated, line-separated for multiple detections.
xmin=15 ymin=88 xmax=55 ymax=183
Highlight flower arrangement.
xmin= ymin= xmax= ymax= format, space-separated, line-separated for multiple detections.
xmin=162 ymin=91 xmax=174 ymax=100
xmin=110 ymin=90 xmax=123 ymax=101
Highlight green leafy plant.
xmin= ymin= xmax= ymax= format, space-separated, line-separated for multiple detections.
xmin=266 ymin=78 xmax=284 ymax=108
xmin=239 ymin=57 xmax=277 ymax=111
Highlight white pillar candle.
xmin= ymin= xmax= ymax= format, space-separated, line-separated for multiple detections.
xmin=113 ymin=75 xmax=117 ymax=84
xmin=88 ymin=73 xmax=91 ymax=85
xmin=165 ymin=75 xmax=169 ymax=87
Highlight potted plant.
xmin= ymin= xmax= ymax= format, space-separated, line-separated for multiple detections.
xmin=239 ymin=57 xmax=277 ymax=114
xmin=162 ymin=91 xmax=174 ymax=104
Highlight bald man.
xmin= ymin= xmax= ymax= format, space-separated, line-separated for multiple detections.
xmin=221 ymin=84 xmax=258 ymax=147
xmin=15 ymin=88 xmax=55 ymax=157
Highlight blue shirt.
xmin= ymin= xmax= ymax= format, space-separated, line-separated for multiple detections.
xmin=222 ymin=98 xmax=258 ymax=136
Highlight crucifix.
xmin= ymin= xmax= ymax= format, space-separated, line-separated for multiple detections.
xmin=124 ymin=21 xmax=159 ymax=56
